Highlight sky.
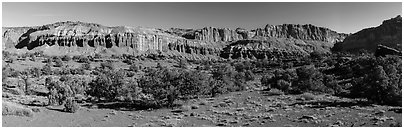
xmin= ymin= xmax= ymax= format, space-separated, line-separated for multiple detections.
xmin=2 ymin=2 xmax=402 ymax=34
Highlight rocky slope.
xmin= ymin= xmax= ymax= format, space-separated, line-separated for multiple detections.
xmin=3 ymin=21 xmax=347 ymax=59
xmin=333 ymin=15 xmax=402 ymax=53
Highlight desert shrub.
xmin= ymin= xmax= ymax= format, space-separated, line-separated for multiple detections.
xmin=123 ymin=59 xmax=133 ymax=65
xmin=126 ymin=71 xmax=135 ymax=77
xmin=46 ymin=78 xmax=75 ymax=105
xmin=261 ymin=69 xmax=297 ymax=92
xmin=54 ymin=58 xmax=64 ymax=67
xmin=138 ymin=67 xmax=211 ymax=107
xmin=129 ymin=64 xmax=139 ymax=72
xmin=28 ymin=67 xmax=41 ymax=77
xmin=71 ymin=68 xmax=85 ymax=75
xmin=2 ymin=101 xmax=34 ymax=117
xmin=117 ymin=79 xmax=141 ymax=102
xmin=42 ymin=63 xmax=52 ymax=75
xmin=81 ymin=63 xmax=91 ymax=70
xmin=244 ymin=70 xmax=255 ymax=81
xmin=261 ymin=73 xmax=274 ymax=90
xmin=178 ymin=58 xmax=188 ymax=68
xmin=64 ymin=97 xmax=79 ymax=113
xmin=87 ymin=69 xmax=125 ymax=101
xmin=233 ymin=61 xmax=253 ymax=72
xmin=75 ymin=55 xmax=90 ymax=63
xmin=100 ymin=62 xmax=114 ymax=70
xmin=210 ymin=64 xmax=247 ymax=93
xmin=94 ymin=53 xmax=102 ymax=59
xmin=61 ymin=55 xmax=72 ymax=62
xmin=292 ymin=65 xmax=328 ymax=94
xmin=277 ymin=79 xmax=292 ymax=92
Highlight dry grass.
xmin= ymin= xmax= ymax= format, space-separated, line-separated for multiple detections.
xmin=2 ymin=101 xmax=34 ymax=117
xmin=300 ymin=92 xmax=316 ymax=101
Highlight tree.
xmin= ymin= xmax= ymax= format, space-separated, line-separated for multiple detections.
xmin=293 ymin=65 xmax=326 ymax=94
xmin=87 ymin=69 xmax=125 ymax=101
xmin=20 ymin=69 xmax=32 ymax=95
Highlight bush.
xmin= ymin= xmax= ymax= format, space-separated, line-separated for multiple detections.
xmin=42 ymin=63 xmax=52 ymax=75
xmin=138 ymin=67 xmax=210 ymax=107
xmin=87 ymin=69 xmax=125 ymax=101
xmin=244 ymin=70 xmax=255 ymax=81
xmin=75 ymin=56 xmax=90 ymax=63
xmin=46 ymin=78 xmax=75 ymax=105
xmin=81 ymin=63 xmax=91 ymax=70
xmin=2 ymin=101 xmax=34 ymax=117
xmin=292 ymin=65 xmax=327 ymax=94
xmin=62 ymin=55 xmax=72 ymax=62
xmin=54 ymin=58 xmax=64 ymax=67
xmin=261 ymin=69 xmax=297 ymax=92
xmin=277 ymin=79 xmax=292 ymax=92
xmin=100 ymin=62 xmax=114 ymax=70
xmin=129 ymin=64 xmax=139 ymax=72
xmin=178 ymin=59 xmax=188 ymax=68
xmin=64 ymin=97 xmax=79 ymax=113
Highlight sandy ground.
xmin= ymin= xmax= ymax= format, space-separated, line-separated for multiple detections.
xmin=3 ymin=90 xmax=402 ymax=127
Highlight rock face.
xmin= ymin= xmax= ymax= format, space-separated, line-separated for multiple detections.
xmin=333 ymin=15 xmax=402 ymax=53
xmin=169 ymin=24 xmax=347 ymax=43
xmin=3 ymin=21 xmax=347 ymax=60
xmin=167 ymin=25 xmax=347 ymax=59
xmin=2 ymin=21 xmax=222 ymax=58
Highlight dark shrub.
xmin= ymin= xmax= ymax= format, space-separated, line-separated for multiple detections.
xmin=138 ymin=67 xmax=210 ymax=107
xmin=292 ymin=65 xmax=327 ymax=94
xmin=42 ymin=63 xmax=52 ymax=75
xmin=87 ymin=69 xmax=125 ymax=101
xmin=64 ymin=97 xmax=79 ymax=113
xmin=261 ymin=69 xmax=297 ymax=92
xmin=244 ymin=70 xmax=255 ymax=81
xmin=129 ymin=64 xmax=139 ymax=72
xmin=61 ymin=55 xmax=72 ymax=62
xmin=80 ymin=63 xmax=91 ymax=70
xmin=75 ymin=56 xmax=90 ymax=63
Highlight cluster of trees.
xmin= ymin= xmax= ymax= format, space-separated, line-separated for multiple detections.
xmin=259 ymin=53 xmax=401 ymax=106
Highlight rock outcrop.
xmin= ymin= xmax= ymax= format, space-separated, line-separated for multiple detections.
xmin=168 ymin=24 xmax=347 ymax=44
xmin=333 ymin=15 xmax=402 ymax=53
xmin=2 ymin=21 xmax=222 ymax=58
xmin=3 ymin=21 xmax=348 ymax=60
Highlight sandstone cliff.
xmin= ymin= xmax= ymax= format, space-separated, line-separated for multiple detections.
xmin=3 ymin=21 xmax=347 ymax=60
xmin=333 ymin=15 xmax=402 ymax=52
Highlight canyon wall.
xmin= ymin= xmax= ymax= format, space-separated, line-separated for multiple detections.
xmin=2 ymin=21 xmax=349 ymax=60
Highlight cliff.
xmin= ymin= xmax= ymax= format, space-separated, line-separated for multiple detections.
xmin=333 ymin=15 xmax=402 ymax=52
xmin=3 ymin=21 xmax=347 ymax=60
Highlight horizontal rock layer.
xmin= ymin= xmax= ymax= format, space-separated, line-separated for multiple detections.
xmin=3 ymin=21 xmax=348 ymax=60
xmin=168 ymin=24 xmax=347 ymax=44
